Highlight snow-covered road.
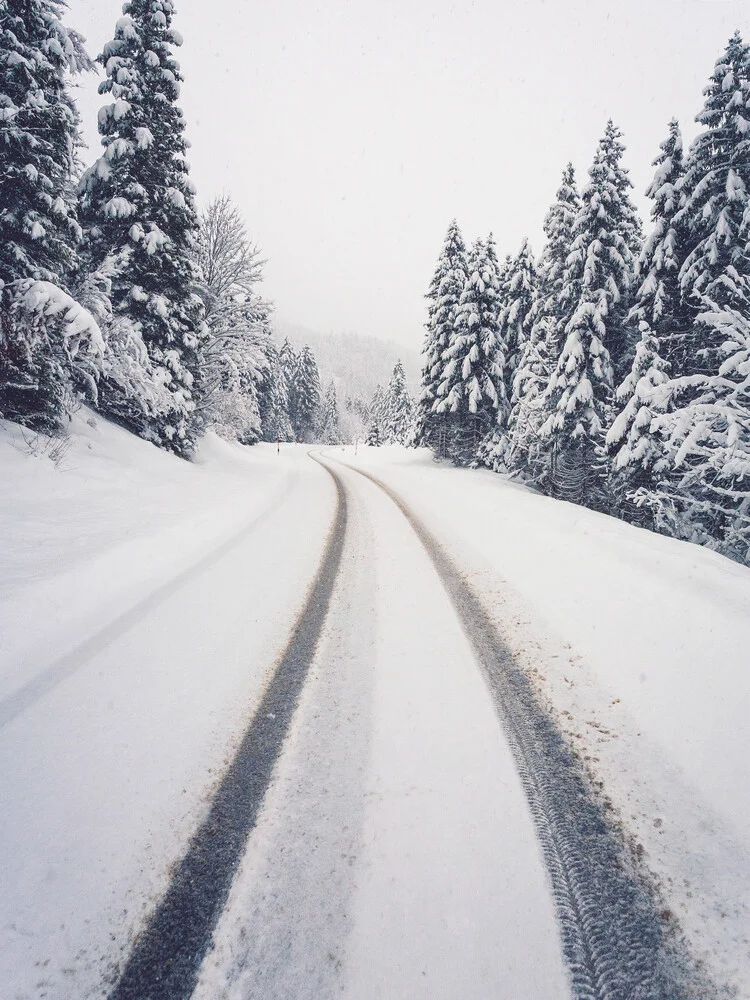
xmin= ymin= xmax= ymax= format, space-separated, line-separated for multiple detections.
xmin=3 ymin=421 xmax=746 ymax=999
xmin=193 ymin=452 xmax=569 ymax=1000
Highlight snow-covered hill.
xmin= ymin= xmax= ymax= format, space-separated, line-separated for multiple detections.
xmin=273 ymin=318 xmax=420 ymax=403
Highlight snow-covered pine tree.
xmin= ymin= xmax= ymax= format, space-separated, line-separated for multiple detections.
xmin=364 ymin=417 xmax=380 ymax=446
xmin=320 ymin=380 xmax=341 ymax=444
xmin=435 ymin=238 xmax=505 ymax=464
xmin=290 ymin=344 xmax=322 ymax=442
xmin=630 ymin=120 xmax=692 ymax=368
xmin=517 ymin=164 xmax=581 ymax=483
xmin=606 ymin=121 xmax=687 ymax=514
xmin=498 ymin=239 xmax=537 ymax=393
xmin=0 ymin=0 xmax=98 ymax=430
xmin=256 ymin=339 xmax=293 ymax=442
xmin=78 ymin=0 xmax=206 ymax=456
xmin=382 ymin=360 xmax=413 ymax=444
xmin=0 ymin=0 xmax=90 ymax=285
xmin=605 ymin=324 xmax=670 ymax=518
xmin=417 ymin=219 xmax=468 ymax=456
xmin=677 ymin=32 xmax=750 ymax=371
xmin=634 ymin=34 xmax=750 ymax=560
xmin=540 ymin=122 xmax=641 ymax=503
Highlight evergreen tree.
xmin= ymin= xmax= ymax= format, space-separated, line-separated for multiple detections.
xmin=0 ymin=0 xmax=96 ymax=430
xmin=257 ymin=339 xmax=293 ymax=442
xmin=638 ymin=35 xmax=750 ymax=559
xmin=531 ymin=163 xmax=581 ymax=362
xmin=382 ymin=360 xmax=413 ymax=444
xmin=630 ymin=120 xmax=691 ymax=368
xmin=540 ymin=122 xmax=641 ymax=502
xmin=435 ymin=238 xmax=505 ymax=463
xmin=607 ymin=121 xmax=687 ymax=512
xmin=287 ymin=344 xmax=321 ymax=442
xmin=605 ymin=325 xmax=670 ymax=510
xmin=515 ymin=165 xmax=581 ymax=482
xmin=0 ymin=0 xmax=90 ymax=286
xmin=365 ymin=416 xmax=380 ymax=446
xmin=78 ymin=0 xmax=206 ymax=456
xmin=677 ymin=32 xmax=750 ymax=372
xmin=320 ymin=380 xmax=341 ymax=444
xmin=498 ymin=239 xmax=537 ymax=391
xmin=417 ymin=219 xmax=468 ymax=455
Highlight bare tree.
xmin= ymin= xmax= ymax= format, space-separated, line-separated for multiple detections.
xmin=195 ymin=194 xmax=265 ymax=316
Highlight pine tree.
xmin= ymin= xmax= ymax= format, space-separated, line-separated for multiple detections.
xmin=78 ymin=0 xmax=206 ymax=456
xmin=637 ymin=34 xmax=750 ymax=559
xmin=498 ymin=239 xmax=537 ymax=392
xmin=677 ymin=32 xmax=750 ymax=372
xmin=287 ymin=344 xmax=321 ymax=442
xmin=435 ymin=238 xmax=505 ymax=464
xmin=320 ymin=380 xmax=341 ymax=444
xmin=0 ymin=0 xmax=90 ymax=286
xmin=417 ymin=219 xmax=468 ymax=455
xmin=540 ymin=123 xmax=641 ymax=502
xmin=382 ymin=360 xmax=413 ymax=444
xmin=606 ymin=122 xmax=687 ymax=512
xmin=0 ymin=1 xmax=97 ymax=430
xmin=513 ymin=165 xmax=581 ymax=482
xmin=365 ymin=417 xmax=380 ymax=447
xmin=257 ymin=340 xmax=293 ymax=442
xmin=630 ymin=120 xmax=691 ymax=368
xmin=605 ymin=325 xmax=670 ymax=509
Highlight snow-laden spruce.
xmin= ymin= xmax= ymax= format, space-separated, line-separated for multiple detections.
xmin=540 ymin=122 xmax=641 ymax=501
xmin=435 ymin=238 xmax=505 ymax=464
xmin=0 ymin=0 xmax=101 ymax=431
xmin=480 ymin=239 xmax=538 ymax=473
xmin=498 ymin=238 xmax=537 ymax=390
xmin=505 ymin=165 xmax=581 ymax=483
xmin=630 ymin=120 xmax=691 ymax=368
xmin=281 ymin=342 xmax=322 ymax=443
xmin=633 ymin=34 xmax=750 ymax=559
xmin=607 ymin=122 xmax=686 ymax=511
xmin=79 ymin=0 xmax=206 ymax=456
xmin=0 ymin=0 xmax=90 ymax=286
xmin=417 ymin=220 xmax=468 ymax=455
xmin=320 ymin=381 xmax=342 ymax=445
xmin=382 ymin=361 xmax=413 ymax=445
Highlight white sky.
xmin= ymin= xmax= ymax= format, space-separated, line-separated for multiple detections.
xmin=67 ymin=0 xmax=749 ymax=351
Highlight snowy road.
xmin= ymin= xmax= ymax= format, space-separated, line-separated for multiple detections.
xmin=1 ymin=434 xmax=716 ymax=999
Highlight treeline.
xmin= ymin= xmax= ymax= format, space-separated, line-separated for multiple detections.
xmin=0 ymin=0 xmax=396 ymax=453
xmin=417 ymin=33 xmax=750 ymax=565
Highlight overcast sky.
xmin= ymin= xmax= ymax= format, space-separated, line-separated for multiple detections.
xmin=67 ymin=0 xmax=749 ymax=351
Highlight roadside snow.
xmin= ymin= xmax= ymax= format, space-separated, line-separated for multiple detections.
xmin=335 ymin=444 xmax=750 ymax=999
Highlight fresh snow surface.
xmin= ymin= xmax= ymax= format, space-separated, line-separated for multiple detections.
xmin=337 ymin=444 xmax=750 ymax=999
xmin=3 ymin=423 xmax=749 ymax=999
xmin=0 ymin=412 xmax=335 ymax=999
xmin=194 ymin=454 xmax=568 ymax=1000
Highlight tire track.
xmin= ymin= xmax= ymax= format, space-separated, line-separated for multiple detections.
xmin=332 ymin=457 xmax=700 ymax=1000
xmin=107 ymin=458 xmax=346 ymax=1000
xmin=0 ymin=470 xmax=300 ymax=730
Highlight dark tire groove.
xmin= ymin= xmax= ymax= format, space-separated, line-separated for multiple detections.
xmin=336 ymin=458 xmax=701 ymax=1000
xmin=107 ymin=458 xmax=346 ymax=1000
